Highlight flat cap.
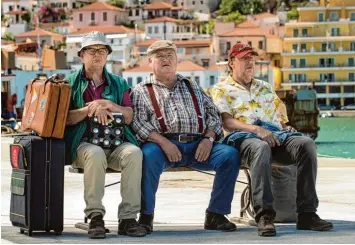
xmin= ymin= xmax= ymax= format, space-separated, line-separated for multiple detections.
xmin=147 ymin=40 xmax=177 ymax=56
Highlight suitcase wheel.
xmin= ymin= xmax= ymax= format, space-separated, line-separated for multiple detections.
xmin=20 ymin=229 xmax=24 ymax=234
xmin=45 ymin=229 xmax=50 ymax=233
xmin=55 ymin=230 xmax=62 ymax=236
xmin=28 ymin=229 xmax=33 ymax=237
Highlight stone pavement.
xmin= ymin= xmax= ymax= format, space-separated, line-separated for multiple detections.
xmin=1 ymin=135 xmax=355 ymax=243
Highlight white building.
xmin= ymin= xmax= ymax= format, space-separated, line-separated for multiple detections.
xmin=144 ymin=17 xmax=210 ymax=40
xmin=65 ymin=25 xmax=145 ymax=72
xmin=1 ymin=0 xmax=37 ymax=13
xmin=122 ymin=60 xmax=218 ymax=88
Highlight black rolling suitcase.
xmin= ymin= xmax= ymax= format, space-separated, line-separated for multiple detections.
xmin=9 ymin=135 xmax=65 ymax=236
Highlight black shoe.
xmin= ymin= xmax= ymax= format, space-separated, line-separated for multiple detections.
xmin=138 ymin=214 xmax=154 ymax=234
xmin=257 ymin=213 xmax=276 ymax=237
xmin=204 ymin=210 xmax=237 ymax=232
xmin=297 ymin=212 xmax=333 ymax=231
xmin=118 ymin=219 xmax=147 ymax=237
xmin=88 ymin=214 xmax=106 ymax=239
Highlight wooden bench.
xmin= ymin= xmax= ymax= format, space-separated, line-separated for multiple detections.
xmin=68 ymin=165 xmax=253 ymax=232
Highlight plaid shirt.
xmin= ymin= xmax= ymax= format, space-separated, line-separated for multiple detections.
xmin=131 ymin=74 xmax=222 ymax=142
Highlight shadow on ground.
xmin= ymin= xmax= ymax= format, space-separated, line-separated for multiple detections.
xmin=2 ymin=220 xmax=355 ymax=244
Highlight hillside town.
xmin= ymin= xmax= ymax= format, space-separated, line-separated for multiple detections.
xmin=1 ymin=0 xmax=355 ymax=112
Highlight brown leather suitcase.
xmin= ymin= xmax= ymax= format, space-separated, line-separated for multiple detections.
xmin=21 ymin=75 xmax=71 ymax=139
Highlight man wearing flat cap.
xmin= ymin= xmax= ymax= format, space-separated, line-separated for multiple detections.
xmin=131 ymin=40 xmax=240 ymax=233
xmin=64 ymin=31 xmax=147 ymax=239
xmin=210 ymin=43 xmax=333 ymax=237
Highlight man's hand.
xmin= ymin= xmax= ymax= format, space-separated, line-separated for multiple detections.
xmin=253 ymin=126 xmax=280 ymax=147
xmin=160 ymin=140 xmax=182 ymax=163
xmin=195 ymin=139 xmax=213 ymax=162
xmin=94 ymin=109 xmax=114 ymax=125
xmin=86 ymin=100 xmax=113 ymax=117
xmin=283 ymin=125 xmax=297 ymax=132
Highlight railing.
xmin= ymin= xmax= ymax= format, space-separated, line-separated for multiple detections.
xmin=285 ymin=64 xmax=355 ymax=69
xmin=283 ymin=48 xmax=355 ymax=53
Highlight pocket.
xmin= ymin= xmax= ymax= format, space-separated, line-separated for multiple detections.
xmin=10 ymin=168 xmax=29 ymax=227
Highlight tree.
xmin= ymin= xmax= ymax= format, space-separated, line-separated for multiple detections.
xmin=287 ymin=8 xmax=299 ymax=20
xmin=108 ymin=0 xmax=125 ymax=8
xmin=219 ymin=0 xmax=263 ymax=16
xmin=4 ymin=32 xmax=15 ymax=41
xmin=224 ymin=11 xmax=246 ymax=24
xmin=21 ymin=12 xmax=31 ymax=23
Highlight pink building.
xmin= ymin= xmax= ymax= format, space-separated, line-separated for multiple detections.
xmin=72 ymin=2 xmax=128 ymax=30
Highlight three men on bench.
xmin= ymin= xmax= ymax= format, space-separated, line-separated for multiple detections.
xmin=130 ymin=40 xmax=240 ymax=233
xmin=210 ymin=43 xmax=333 ymax=236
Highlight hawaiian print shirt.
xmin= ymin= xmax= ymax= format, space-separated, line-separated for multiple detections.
xmin=210 ymin=75 xmax=288 ymax=133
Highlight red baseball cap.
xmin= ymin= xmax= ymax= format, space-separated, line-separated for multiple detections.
xmin=228 ymin=43 xmax=258 ymax=59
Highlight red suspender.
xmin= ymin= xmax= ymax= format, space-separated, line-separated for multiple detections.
xmin=147 ymin=84 xmax=168 ymax=133
xmin=183 ymin=80 xmax=204 ymax=134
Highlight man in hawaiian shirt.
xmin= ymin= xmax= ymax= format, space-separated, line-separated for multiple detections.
xmin=210 ymin=43 xmax=333 ymax=237
xmin=131 ymin=40 xmax=240 ymax=234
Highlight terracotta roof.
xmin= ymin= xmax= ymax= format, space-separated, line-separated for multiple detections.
xmin=16 ymin=28 xmax=64 ymax=38
xmin=177 ymin=60 xmax=206 ymax=71
xmin=145 ymin=16 xmax=180 ymax=23
xmin=74 ymin=2 xmax=125 ymax=12
xmin=135 ymin=39 xmax=210 ymax=48
xmin=69 ymin=25 xmax=143 ymax=35
xmin=253 ymin=12 xmax=278 ymax=20
xmin=237 ymin=20 xmax=258 ymax=28
xmin=16 ymin=52 xmax=38 ymax=58
xmin=144 ymin=2 xmax=177 ymax=10
xmin=40 ymin=22 xmax=70 ymax=28
xmin=125 ymin=60 xmax=206 ymax=72
xmin=7 ymin=10 xmax=28 ymax=15
xmin=207 ymin=63 xmax=218 ymax=71
xmin=219 ymin=27 xmax=270 ymax=37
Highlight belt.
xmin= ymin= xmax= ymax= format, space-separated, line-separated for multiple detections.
xmin=164 ymin=134 xmax=201 ymax=143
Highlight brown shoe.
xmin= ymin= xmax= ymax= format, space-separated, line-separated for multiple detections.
xmin=118 ymin=219 xmax=147 ymax=237
xmin=257 ymin=213 xmax=276 ymax=237
xmin=88 ymin=214 xmax=106 ymax=239
xmin=204 ymin=210 xmax=237 ymax=232
xmin=297 ymin=212 xmax=333 ymax=231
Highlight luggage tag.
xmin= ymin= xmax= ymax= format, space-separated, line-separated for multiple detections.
xmin=10 ymin=144 xmax=27 ymax=169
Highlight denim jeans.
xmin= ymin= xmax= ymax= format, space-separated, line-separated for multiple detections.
xmin=140 ymin=140 xmax=240 ymax=215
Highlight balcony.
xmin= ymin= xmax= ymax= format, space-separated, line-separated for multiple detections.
xmin=282 ymin=80 xmax=355 ymax=87
xmin=282 ymin=63 xmax=355 ymax=71
xmin=282 ymin=48 xmax=355 ymax=56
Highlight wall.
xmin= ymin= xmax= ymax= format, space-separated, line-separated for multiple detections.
xmin=73 ymin=10 xmax=128 ymax=29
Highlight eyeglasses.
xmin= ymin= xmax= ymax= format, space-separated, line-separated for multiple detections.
xmin=85 ymin=48 xmax=108 ymax=56
xmin=154 ymin=53 xmax=175 ymax=60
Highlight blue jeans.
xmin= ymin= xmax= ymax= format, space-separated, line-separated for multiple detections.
xmin=140 ymin=140 xmax=240 ymax=215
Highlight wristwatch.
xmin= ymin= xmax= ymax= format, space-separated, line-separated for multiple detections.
xmin=203 ymin=136 xmax=215 ymax=143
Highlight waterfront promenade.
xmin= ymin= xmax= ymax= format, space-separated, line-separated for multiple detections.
xmin=1 ymin=140 xmax=354 ymax=244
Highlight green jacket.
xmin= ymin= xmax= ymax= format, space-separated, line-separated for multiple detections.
xmin=64 ymin=66 xmax=138 ymax=162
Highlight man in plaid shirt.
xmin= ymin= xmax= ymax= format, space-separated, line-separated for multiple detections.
xmin=131 ymin=40 xmax=240 ymax=233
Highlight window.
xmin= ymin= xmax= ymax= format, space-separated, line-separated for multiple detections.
xmin=351 ymin=13 xmax=355 ymax=21
xmin=209 ymin=76 xmax=215 ymax=86
xmin=299 ymin=44 xmax=306 ymax=52
xmin=248 ymin=41 xmax=252 ymax=47
xmin=201 ymin=1 xmax=204 ymax=4
xmin=318 ymin=12 xmax=324 ymax=22
xmin=322 ymin=43 xmax=327 ymax=52
xmin=327 ymin=58 xmax=335 ymax=67
xmin=79 ymin=13 xmax=83 ymax=22
xmin=258 ymin=41 xmax=263 ymax=49
xmin=328 ymin=42 xmax=336 ymax=51
xmin=127 ymin=77 xmax=133 ymax=86
xmin=331 ymin=27 xmax=340 ymax=36
xmin=291 ymin=59 xmax=297 ymax=68
xmin=319 ymin=58 xmax=326 ymax=67
xmin=300 ymin=59 xmax=306 ymax=68
xmin=137 ymin=77 xmax=142 ymax=84
xmin=154 ymin=26 xmax=159 ymax=33
xmin=349 ymin=73 xmax=355 ymax=81
xmin=195 ymin=76 xmax=200 ymax=85
xmin=129 ymin=10 xmax=132 ymax=16
xmin=148 ymin=26 xmax=152 ymax=33
xmin=302 ymin=28 xmax=308 ymax=37
xmin=177 ymin=48 xmax=184 ymax=54
xmin=9 ymin=5 xmax=13 ymax=11
xmin=293 ymin=29 xmax=299 ymax=37
xmin=292 ymin=44 xmax=298 ymax=52
xmin=351 ymin=42 xmax=355 ymax=51
xmin=330 ymin=12 xmax=338 ymax=21
xmin=348 ymin=58 xmax=354 ymax=66
xmin=136 ymin=9 xmax=139 ymax=16
xmin=91 ymin=12 xmax=95 ymax=20
xmin=202 ymin=59 xmax=209 ymax=67
xmin=103 ymin=12 xmax=107 ymax=21
xmin=274 ymin=60 xmax=280 ymax=67
xmin=63 ymin=3 xmax=68 ymax=7
xmin=192 ymin=1 xmax=195 ymax=5
xmin=226 ymin=42 xmax=231 ymax=54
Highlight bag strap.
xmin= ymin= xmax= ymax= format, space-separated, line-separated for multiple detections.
xmin=146 ymin=84 xmax=168 ymax=134
xmin=183 ymin=80 xmax=204 ymax=134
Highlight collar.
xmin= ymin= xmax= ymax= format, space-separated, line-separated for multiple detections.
xmin=142 ymin=73 xmax=185 ymax=89
xmin=80 ymin=65 xmax=110 ymax=86
xmin=225 ymin=75 xmax=257 ymax=91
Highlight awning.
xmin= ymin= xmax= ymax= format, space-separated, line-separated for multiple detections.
xmin=106 ymin=34 xmax=127 ymax=39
